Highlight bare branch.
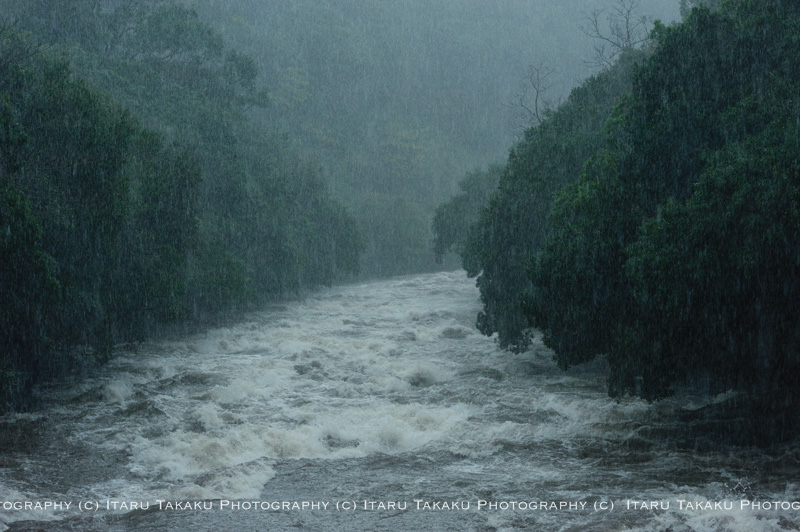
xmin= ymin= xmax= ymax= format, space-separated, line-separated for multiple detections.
xmin=507 ymin=62 xmax=557 ymax=133
xmin=580 ymin=0 xmax=652 ymax=69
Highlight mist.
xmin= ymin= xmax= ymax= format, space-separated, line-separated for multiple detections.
xmin=4 ymin=2 xmax=800 ymax=531
xmin=190 ymin=0 xmax=681 ymax=275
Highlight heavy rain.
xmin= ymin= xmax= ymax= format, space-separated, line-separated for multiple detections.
xmin=1 ymin=1 xmax=799 ymax=530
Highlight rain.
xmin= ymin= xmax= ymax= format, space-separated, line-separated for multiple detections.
xmin=1 ymin=1 xmax=798 ymax=530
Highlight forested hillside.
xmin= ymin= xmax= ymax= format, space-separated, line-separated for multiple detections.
xmin=438 ymin=0 xmax=800 ymax=419
xmin=0 ymin=3 xmax=362 ymax=407
xmin=189 ymin=0 xmax=679 ymax=276
xmin=0 ymin=0 xmax=687 ymax=409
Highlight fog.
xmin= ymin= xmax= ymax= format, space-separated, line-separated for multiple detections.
xmin=191 ymin=0 xmax=681 ymax=275
xmin=0 ymin=1 xmax=680 ymax=278
xmin=2 ymin=2 xmax=800 ymax=531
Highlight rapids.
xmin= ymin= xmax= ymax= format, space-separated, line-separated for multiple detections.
xmin=0 ymin=271 xmax=798 ymax=531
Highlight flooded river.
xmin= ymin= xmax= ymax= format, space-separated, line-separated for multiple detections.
xmin=1 ymin=271 xmax=798 ymax=531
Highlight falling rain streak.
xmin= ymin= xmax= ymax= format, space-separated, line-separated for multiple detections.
xmin=0 ymin=272 xmax=798 ymax=531
xmin=1 ymin=0 xmax=799 ymax=531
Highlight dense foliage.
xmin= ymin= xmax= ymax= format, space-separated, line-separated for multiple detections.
xmin=0 ymin=2 xmax=362 ymax=408
xmin=443 ymin=52 xmax=641 ymax=350
xmin=445 ymin=0 xmax=800 ymax=404
xmin=189 ymin=0 xmax=679 ymax=277
xmin=432 ymin=165 xmax=501 ymax=263
xmin=0 ymin=30 xmax=194 ymax=404
xmin=1 ymin=0 xmax=363 ymax=296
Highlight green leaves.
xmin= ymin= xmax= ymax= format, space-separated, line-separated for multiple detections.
xmin=535 ymin=0 xmax=800 ymax=398
xmin=432 ymin=166 xmax=501 ymax=263
xmin=457 ymin=52 xmax=641 ymax=350
xmin=626 ymin=121 xmax=800 ymax=392
xmin=0 ymin=2 xmax=366 ymax=409
xmin=0 ymin=183 xmax=59 ymax=405
xmin=459 ymin=0 xmax=800 ymax=405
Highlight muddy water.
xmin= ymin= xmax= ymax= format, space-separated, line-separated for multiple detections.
xmin=1 ymin=271 xmax=798 ymax=531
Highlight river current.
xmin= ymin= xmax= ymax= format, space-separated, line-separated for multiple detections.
xmin=0 ymin=271 xmax=798 ymax=531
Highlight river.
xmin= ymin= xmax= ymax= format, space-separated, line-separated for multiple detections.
xmin=0 ymin=271 xmax=798 ymax=531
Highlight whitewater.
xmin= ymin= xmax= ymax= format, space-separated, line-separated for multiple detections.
xmin=0 ymin=271 xmax=798 ymax=531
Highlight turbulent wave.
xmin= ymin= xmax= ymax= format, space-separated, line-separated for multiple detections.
xmin=0 ymin=271 xmax=798 ymax=531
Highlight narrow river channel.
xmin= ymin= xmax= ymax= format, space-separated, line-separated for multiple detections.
xmin=1 ymin=271 xmax=798 ymax=531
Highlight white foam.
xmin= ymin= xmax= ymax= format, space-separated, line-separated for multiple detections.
xmin=0 ymin=487 xmax=65 ymax=531
xmin=4 ymin=270 xmax=797 ymax=531
xmin=102 ymin=378 xmax=134 ymax=405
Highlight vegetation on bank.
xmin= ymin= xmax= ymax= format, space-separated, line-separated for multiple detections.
xmin=189 ymin=0 xmax=681 ymax=277
xmin=436 ymin=0 xmax=800 ymax=415
xmin=0 ymin=5 xmax=362 ymax=409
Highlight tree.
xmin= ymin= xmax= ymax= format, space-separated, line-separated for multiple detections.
xmin=457 ymin=51 xmax=641 ymax=350
xmin=581 ymin=0 xmax=652 ymax=69
xmin=510 ymin=63 xmax=557 ymax=130
xmin=534 ymin=0 xmax=800 ymax=402
xmin=432 ymin=165 xmax=501 ymax=262
xmin=679 ymin=0 xmax=719 ymax=19
xmin=0 ymin=26 xmax=202 ymax=405
xmin=0 ymin=183 xmax=59 ymax=406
